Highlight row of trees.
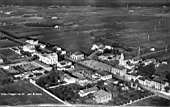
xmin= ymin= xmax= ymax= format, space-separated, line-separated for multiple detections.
xmin=50 ymin=84 xmax=83 ymax=103
xmin=137 ymin=63 xmax=156 ymax=78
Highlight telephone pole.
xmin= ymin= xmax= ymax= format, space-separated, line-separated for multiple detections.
xmin=147 ymin=32 xmax=150 ymax=41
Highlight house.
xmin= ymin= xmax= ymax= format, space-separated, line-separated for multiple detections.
xmin=79 ymin=86 xmax=98 ymax=97
xmin=93 ymin=90 xmax=112 ymax=103
xmin=100 ymin=72 xmax=112 ymax=80
xmin=70 ymin=52 xmax=84 ymax=61
xmin=111 ymin=67 xmax=127 ymax=76
xmin=144 ymin=58 xmax=156 ymax=66
xmin=104 ymin=45 xmax=113 ymax=50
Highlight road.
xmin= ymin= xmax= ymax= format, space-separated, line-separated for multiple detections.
xmin=0 ymin=28 xmax=26 ymax=45
xmin=0 ymin=46 xmax=17 ymax=50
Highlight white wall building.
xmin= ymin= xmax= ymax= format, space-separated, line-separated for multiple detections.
xmin=70 ymin=52 xmax=84 ymax=61
xmin=119 ymin=53 xmax=125 ymax=66
xmin=36 ymin=53 xmax=58 ymax=65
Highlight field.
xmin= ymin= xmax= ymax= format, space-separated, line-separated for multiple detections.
xmin=1 ymin=6 xmax=170 ymax=55
xmin=1 ymin=0 xmax=170 ymax=6
xmin=0 ymin=80 xmax=62 ymax=105
xmin=1 ymin=3 xmax=170 ymax=106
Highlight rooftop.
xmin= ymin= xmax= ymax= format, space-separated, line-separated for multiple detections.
xmin=80 ymin=86 xmax=98 ymax=94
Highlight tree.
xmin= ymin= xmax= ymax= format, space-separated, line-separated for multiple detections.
xmin=165 ymin=86 xmax=170 ymax=92
xmin=165 ymin=72 xmax=170 ymax=83
xmin=103 ymin=48 xmax=112 ymax=54
xmin=137 ymin=63 xmax=156 ymax=78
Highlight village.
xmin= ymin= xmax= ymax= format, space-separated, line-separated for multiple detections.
xmin=0 ymin=38 xmax=170 ymax=105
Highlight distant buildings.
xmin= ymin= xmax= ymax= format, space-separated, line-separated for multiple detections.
xmin=93 ymin=90 xmax=112 ymax=103
xmin=70 ymin=52 xmax=84 ymax=61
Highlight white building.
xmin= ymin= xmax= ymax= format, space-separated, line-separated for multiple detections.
xmin=111 ymin=67 xmax=127 ymax=76
xmin=70 ymin=52 xmax=84 ymax=61
xmin=91 ymin=44 xmax=99 ymax=51
xmin=104 ymin=45 xmax=113 ymax=50
xmin=23 ymin=44 xmax=36 ymax=53
xmin=79 ymin=87 xmax=98 ymax=97
xmin=61 ymin=51 xmax=66 ymax=55
xmin=39 ymin=43 xmax=46 ymax=49
xmin=36 ymin=53 xmax=58 ymax=65
xmin=25 ymin=40 xmax=39 ymax=45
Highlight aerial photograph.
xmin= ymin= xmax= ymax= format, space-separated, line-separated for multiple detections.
xmin=0 ymin=0 xmax=170 ymax=106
